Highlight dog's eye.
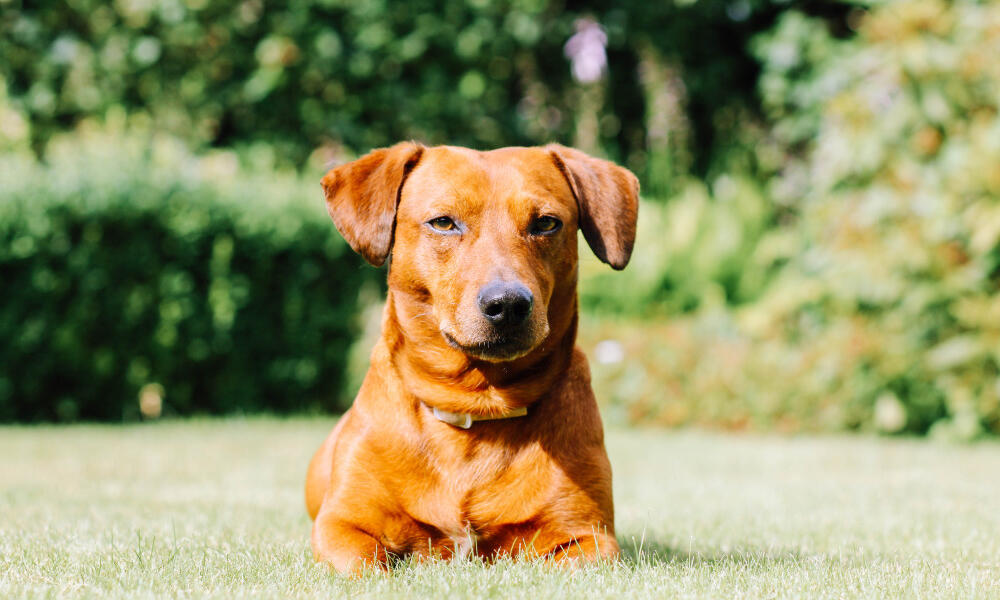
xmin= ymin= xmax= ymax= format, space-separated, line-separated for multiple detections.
xmin=531 ymin=216 xmax=562 ymax=235
xmin=428 ymin=217 xmax=457 ymax=232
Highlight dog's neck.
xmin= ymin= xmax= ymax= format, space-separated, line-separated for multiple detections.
xmin=381 ymin=289 xmax=578 ymax=416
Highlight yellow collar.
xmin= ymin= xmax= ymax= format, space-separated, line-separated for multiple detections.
xmin=429 ymin=405 xmax=528 ymax=429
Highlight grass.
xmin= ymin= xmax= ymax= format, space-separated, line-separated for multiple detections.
xmin=1 ymin=418 xmax=998 ymax=599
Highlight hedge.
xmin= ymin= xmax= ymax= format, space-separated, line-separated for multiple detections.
xmin=0 ymin=129 xmax=374 ymax=422
xmin=582 ymin=0 xmax=1000 ymax=440
xmin=0 ymin=0 xmax=849 ymax=190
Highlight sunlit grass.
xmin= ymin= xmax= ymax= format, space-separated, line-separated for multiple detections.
xmin=1 ymin=418 xmax=998 ymax=598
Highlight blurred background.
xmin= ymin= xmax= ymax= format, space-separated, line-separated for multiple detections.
xmin=1 ymin=0 xmax=997 ymax=440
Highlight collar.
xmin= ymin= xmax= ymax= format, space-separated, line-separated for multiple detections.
xmin=428 ymin=405 xmax=528 ymax=429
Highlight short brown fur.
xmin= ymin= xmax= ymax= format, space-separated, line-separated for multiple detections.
xmin=307 ymin=143 xmax=638 ymax=573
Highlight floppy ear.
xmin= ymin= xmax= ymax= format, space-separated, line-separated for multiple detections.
xmin=321 ymin=142 xmax=424 ymax=266
xmin=546 ymin=144 xmax=639 ymax=270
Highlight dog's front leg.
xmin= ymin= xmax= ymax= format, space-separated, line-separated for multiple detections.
xmin=549 ymin=530 xmax=620 ymax=565
xmin=311 ymin=510 xmax=389 ymax=574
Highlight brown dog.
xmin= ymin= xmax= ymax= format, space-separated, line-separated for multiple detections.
xmin=305 ymin=143 xmax=638 ymax=573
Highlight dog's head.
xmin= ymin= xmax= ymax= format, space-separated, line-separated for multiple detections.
xmin=322 ymin=143 xmax=638 ymax=362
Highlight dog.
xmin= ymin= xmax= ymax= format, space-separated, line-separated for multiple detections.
xmin=305 ymin=143 xmax=638 ymax=573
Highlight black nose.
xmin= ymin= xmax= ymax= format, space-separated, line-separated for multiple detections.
xmin=477 ymin=281 xmax=533 ymax=328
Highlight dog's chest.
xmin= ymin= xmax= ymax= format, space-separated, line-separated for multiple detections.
xmin=425 ymin=439 xmax=549 ymax=532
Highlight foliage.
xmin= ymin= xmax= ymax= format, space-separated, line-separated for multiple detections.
xmin=3 ymin=0 xmax=998 ymax=438
xmin=584 ymin=0 xmax=1000 ymax=439
xmin=0 ymin=128 xmax=372 ymax=422
xmin=750 ymin=0 xmax=1000 ymax=438
xmin=579 ymin=181 xmax=775 ymax=315
xmin=0 ymin=0 xmax=830 ymax=185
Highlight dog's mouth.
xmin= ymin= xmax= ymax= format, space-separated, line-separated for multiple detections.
xmin=441 ymin=330 xmax=536 ymax=362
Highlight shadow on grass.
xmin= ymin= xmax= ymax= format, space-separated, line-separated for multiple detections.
xmin=617 ymin=536 xmax=807 ymax=568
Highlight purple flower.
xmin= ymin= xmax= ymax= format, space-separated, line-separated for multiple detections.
xmin=564 ymin=19 xmax=608 ymax=84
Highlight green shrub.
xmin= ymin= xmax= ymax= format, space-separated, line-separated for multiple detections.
xmin=579 ymin=176 xmax=775 ymax=316
xmin=0 ymin=0 xmax=819 ymax=183
xmin=747 ymin=0 xmax=1000 ymax=438
xmin=583 ymin=0 xmax=1000 ymax=439
xmin=0 ymin=128 xmax=374 ymax=422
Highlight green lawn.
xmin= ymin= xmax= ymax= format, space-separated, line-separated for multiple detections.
xmin=1 ymin=418 xmax=998 ymax=599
